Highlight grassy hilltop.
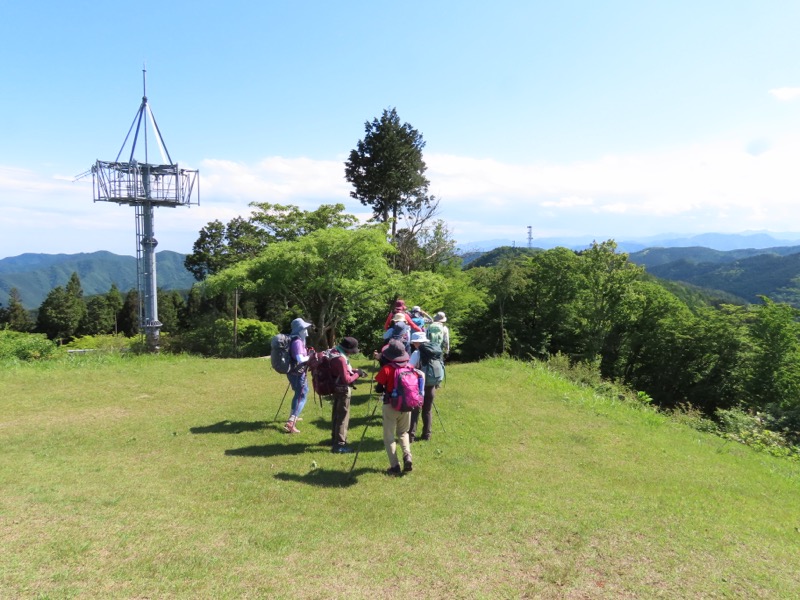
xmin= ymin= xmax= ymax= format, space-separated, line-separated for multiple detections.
xmin=1 ymin=354 xmax=799 ymax=598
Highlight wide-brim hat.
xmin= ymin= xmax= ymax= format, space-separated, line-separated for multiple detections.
xmin=339 ymin=337 xmax=359 ymax=353
xmin=290 ymin=317 xmax=313 ymax=336
xmin=411 ymin=305 xmax=421 ymax=313
xmin=393 ymin=299 xmax=407 ymax=311
xmin=433 ymin=311 xmax=447 ymax=322
xmin=392 ymin=312 xmax=406 ymax=322
xmin=382 ymin=341 xmax=409 ymax=363
xmin=410 ymin=331 xmax=428 ymax=344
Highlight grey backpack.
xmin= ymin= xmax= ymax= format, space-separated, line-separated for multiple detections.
xmin=270 ymin=334 xmax=292 ymax=374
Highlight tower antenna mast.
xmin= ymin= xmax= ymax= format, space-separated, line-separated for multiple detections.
xmin=90 ymin=68 xmax=199 ymax=352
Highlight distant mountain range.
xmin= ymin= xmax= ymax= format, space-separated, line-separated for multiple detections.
xmin=6 ymin=231 xmax=800 ymax=311
xmin=458 ymin=231 xmax=800 ymax=254
xmin=0 ymin=251 xmax=196 ymax=309
xmin=629 ymin=246 xmax=800 ymax=306
xmin=460 ymin=241 xmax=800 ymax=307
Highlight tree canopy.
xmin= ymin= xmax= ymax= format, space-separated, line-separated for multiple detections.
xmin=203 ymin=225 xmax=396 ymax=348
xmin=344 ymin=108 xmax=430 ymax=241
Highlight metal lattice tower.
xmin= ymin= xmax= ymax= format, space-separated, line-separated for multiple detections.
xmin=90 ymin=68 xmax=199 ymax=351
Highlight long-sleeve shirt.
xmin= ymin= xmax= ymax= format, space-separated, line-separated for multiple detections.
xmin=330 ymin=351 xmax=360 ymax=386
xmin=289 ymin=337 xmax=309 ymax=372
xmin=383 ymin=311 xmax=422 ymax=333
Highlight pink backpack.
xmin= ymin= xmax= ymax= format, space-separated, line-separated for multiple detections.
xmin=390 ymin=365 xmax=425 ymax=412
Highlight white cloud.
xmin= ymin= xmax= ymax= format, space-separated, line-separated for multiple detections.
xmin=769 ymin=87 xmax=800 ymax=101
xmin=541 ymin=196 xmax=595 ymax=209
xmin=5 ymin=132 xmax=800 ymax=256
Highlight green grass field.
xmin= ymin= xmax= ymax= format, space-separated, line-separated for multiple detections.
xmin=2 ymin=353 xmax=799 ymax=599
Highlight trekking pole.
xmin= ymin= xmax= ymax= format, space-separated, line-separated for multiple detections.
xmin=432 ymin=399 xmax=446 ymax=433
xmin=348 ymin=396 xmax=381 ymax=478
xmin=272 ymin=381 xmax=292 ymax=422
xmin=366 ymin=358 xmax=377 ymax=412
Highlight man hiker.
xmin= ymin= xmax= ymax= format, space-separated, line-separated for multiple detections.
xmin=284 ymin=317 xmax=313 ymax=434
xmin=329 ymin=336 xmax=365 ymax=453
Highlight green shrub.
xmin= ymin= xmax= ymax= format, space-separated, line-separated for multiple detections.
xmin=670 ymin=403 xmax=719 ymax=434
xmin=0 ymin=330 xmax=59 ymax=361
xmin=716 ymin=407 xmax=799 ymax=460
xmin=64 ymin=334 xmax=132 ymax=351
xmin=174 ymin=318 xmax=278 ymax=357
xmin=545 ymin=352 xmax=602 ymax=386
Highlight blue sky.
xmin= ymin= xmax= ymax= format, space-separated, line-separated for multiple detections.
xmin=3 ymin=1 xmax=800 ymax=257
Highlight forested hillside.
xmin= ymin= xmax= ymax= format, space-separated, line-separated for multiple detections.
xmin=629 ymin=244 xmax=800 ymax=268
xmin=0 ymin=251 xmax=195 ymax=308
xmin=645 ymin=251 xmax=800 ymax=306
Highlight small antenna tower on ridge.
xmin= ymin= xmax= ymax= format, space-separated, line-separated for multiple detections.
xmin=90 ymin=67 xmax=199 ymax=352
xmin=527 ymin=225 xmax=532 ymax=249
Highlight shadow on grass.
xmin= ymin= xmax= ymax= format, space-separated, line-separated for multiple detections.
xmin=225 ymin=442 xmax=314 ymax=458
xmin=224 ymin=437 xmax=385 ymax=459
xmin=190 ymin=420 xmax=269 ymax=434
xmin=273 ymin=467 xmax=378 ymax=488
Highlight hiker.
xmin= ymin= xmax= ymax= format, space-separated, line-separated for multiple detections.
xmin=383 ymin=299 xmax=422 ymax=334
xmin=427 ymin=311 xmax=450 ymax=357
xmin=408 ymin=331 xmax=444 ymax=442
xmin=284 ymin=317 xmax=313 ymax=434
xmin=372 ymin=338 xmax=406 ymax=368
xmin=329 ymin=336 xmax=366 ymax=454
xmin=374 ymin=342 xmax=414 ymax=475
xmin=409 ymin=305 xmax=432 ymax=330
xmin=383 ymin=314 xmax=411 ymax=353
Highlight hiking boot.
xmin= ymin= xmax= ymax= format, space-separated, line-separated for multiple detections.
xmin=386 ymin=464 xmax=401 ymax=476
xmin=331 ymin=445 xmax=353 ymax=454
xmin=420 ymin=434 xmax=431 ymax=441
xmin=284 ymin=421 xmax=300 ymax=434
xmin=403 ymin=458 xmax=413 ymax=473
xmin=408 ymin=433 xmax=416 ymax=443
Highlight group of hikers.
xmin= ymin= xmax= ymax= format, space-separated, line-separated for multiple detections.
xmin=276 ymin=299 xmax=450 ymax=476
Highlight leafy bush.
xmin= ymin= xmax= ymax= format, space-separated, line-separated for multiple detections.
xmin=0 ymin=330 xmax=59 ymax=361
xmin=669 ymin=403 xmax=719 ymax=434
xmin=716 ymin=407 xmax=799 ymax=460
xmin=174 ymin=318 xmax=278 ymax=357
xmin=545 ymin=353 xmax=604 ymax=387
xmin=64 ymin=334 xmax=131 ymax=351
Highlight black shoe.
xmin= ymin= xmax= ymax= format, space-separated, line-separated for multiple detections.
xmin=420 ymin=434 xmax=431 ymax=441
xmin=408 ymin=434 xmax=416 ymax=443
xmin=403 ymin=453 xmax=413 ymax=472
xmin=386 ymin=465 xmax=401 ymax=476
xmin=331 ymin=445 xmax=352 ymax=454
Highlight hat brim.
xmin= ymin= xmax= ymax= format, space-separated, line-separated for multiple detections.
xmin=382 ymin=350 xmax=410 ymax=363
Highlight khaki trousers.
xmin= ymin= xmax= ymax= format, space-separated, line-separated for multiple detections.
xmin=382 ymin=402 xmax=412 ymax=468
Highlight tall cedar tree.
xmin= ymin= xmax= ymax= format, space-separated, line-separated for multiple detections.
xmin=1 ymin=288 xmax=33 ymax=332
xmin=345 ymin=108 xmax=430 ymax=241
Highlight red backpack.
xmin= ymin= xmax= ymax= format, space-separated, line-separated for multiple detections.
xmin=389 ymin=365 xmax=424 ymax=412
xmin=308 ymin=349 xmax=341 ymax=397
